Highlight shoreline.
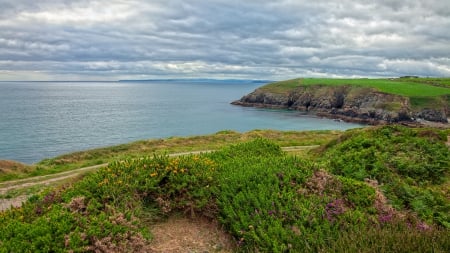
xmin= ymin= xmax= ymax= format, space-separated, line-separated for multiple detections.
xmin=231 ymin=100 xmax=450 ymax=128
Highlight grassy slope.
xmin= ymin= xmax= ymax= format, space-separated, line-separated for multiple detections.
xmin=0 ymin=126 xmax=448 ymax=252
xmin=260 ymin=77 xmax=450 ymax=112
xmin=0 ymin=129 xmax=341 ymax=182
xmin=261 ymin=77 xmax=450 ymax=96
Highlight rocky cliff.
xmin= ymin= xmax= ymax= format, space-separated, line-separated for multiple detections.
xmin=232 ymin=85 xmax=448 ymax=124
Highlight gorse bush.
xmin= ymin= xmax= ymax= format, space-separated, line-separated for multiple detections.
xmin=0 ymin=153 xmax=218 ymax=252
xmin=326 ymin=126 xmax=449 ymax=184
xmin=325 ymin=222 xmax=450 ymax=253
xmin=0 ymin=135 xmax=449 ymax=252
xmin=214 ymin=155 xmax=315 ymax=251
xmin=324 ymin=125 xmax=450 ymax=227
xmin=337 ymin=176 xmax=375 ymax=208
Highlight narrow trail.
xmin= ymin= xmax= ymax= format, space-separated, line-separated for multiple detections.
xmin=0 ymin=164 xmax=107 ymax=193
xmin=0 ymin=146 xmax=318 ymax=211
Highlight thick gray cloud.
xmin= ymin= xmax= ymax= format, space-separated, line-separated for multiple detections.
xmin=0 ymin=0 xmax=449 ymax=80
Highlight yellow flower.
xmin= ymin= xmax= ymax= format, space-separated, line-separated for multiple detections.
xmin=150 ymin=172 xmax=158 ymax=177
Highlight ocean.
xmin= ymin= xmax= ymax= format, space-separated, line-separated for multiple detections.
xmin=0 ymin=80 xmax=362 ymax=164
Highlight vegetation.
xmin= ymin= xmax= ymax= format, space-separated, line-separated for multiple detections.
xmin=1 ymin=126 xmax=449 ymax=252
xmin=322 ymin=126 xmax=450 ymax=227
xmin=0 ymin=129 xmax=340 ymax=182
xmin=262 ymin=77 xmax=450 ymax=97
xmin=397 ymin=77 xmax=450 ymax=88
xmin=0 ymin=160 xmax=35 ymax=181
xmin=259 ymin=77 xmax=450 ymax=112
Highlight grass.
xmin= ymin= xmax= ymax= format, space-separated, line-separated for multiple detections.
xmin=261 ymin=77 xmax=450 ymax=97
xmin=398 ymin=77 xmax=450 ymax=88
xmin=0 ymin=161 xmax=35 ymax=181
xmin=0 ymin=129 xmax=341 ymax=182
xmin=0 ymin=126 xmax=448 ymax=252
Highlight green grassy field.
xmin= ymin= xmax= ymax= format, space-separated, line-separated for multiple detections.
xmin=0 ymin=126 xmax=449 ymax=252
xmin=262 ymin=77 xmax=450 ymax=97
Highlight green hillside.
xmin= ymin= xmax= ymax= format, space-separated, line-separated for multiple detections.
xmin=262 ymin=77 xmax=450 ymax=97
xmin=1 ymin=126 xmax=449 ymax=252
xmin=254 ymin=77 xmax=450 ymax=114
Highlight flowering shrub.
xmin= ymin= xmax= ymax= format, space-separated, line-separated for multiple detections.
xmin=325 ymin=126 xmax=450 ymax=227
xmin=0 ymin=136 xmax=448 ymax=252
xmin=325 ymin=199 xmax=346 ymax=222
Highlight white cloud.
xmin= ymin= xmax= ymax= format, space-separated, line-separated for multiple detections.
xmin=18 ymin=6 xmax=131 ymax=25
xmin=0 ymin=0 xmax=448 ymax=80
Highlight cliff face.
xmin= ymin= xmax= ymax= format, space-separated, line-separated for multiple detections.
xmin=232 ymin=85 xmax=448 ymax=124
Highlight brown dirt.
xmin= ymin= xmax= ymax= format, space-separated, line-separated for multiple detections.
xmin=149 ymin=216 xmax=235 ymax=253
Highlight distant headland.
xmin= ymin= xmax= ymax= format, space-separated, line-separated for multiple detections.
xmin=232 ymin=77 xmax=450 ymax=125
xmin=118 ymin=78 xmax=272 ymax=83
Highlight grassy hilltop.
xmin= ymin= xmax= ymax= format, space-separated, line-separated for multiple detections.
xmin=262 ymin=77 xmax=450 ymax=96
xmin=233 ymin=77 xmax=450 ymax=124
xmin=1 ymin=126 xmax=449 ymax=252
xmin=262 ymin=77 xmax=450 ymax=110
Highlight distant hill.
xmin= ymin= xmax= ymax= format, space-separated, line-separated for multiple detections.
xmin=118 ymin=78 xmax=272 ymax=84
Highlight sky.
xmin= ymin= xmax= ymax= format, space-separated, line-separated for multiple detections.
xmin=0 ymin=0 xmax=449 ymax=81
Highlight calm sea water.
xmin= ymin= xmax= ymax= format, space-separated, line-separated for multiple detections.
xmin=0 ymin=80 xmax=362 ymax=164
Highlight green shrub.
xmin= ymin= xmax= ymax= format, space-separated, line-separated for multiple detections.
xmin=324 ymin=222 xmax=450 ymax=253
xmin=210 ymin=140 xmax=381 ymax=252
xmin=1 ymin=136 xmax=448 ymax=252
xmin=324 ymin=125 xmax=450 ymax=227
xmin=337 ymin=176 xmax=375 ymax=208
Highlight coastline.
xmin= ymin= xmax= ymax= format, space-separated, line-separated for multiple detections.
xmin=231 ymin=100 xmax=450 ymax=128
xmin=231 ymin=81 xmax=450 ymax=128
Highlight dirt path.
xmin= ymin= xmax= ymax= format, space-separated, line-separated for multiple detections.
xmin=0 ymin=163 xmax=107 ymax=194
xmin=0 ymin=146 xmax=317 ymax=211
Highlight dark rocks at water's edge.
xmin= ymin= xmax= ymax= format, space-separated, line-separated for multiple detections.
xmin=414 ymin=109 xmax=448 ymax=123
xmin=231 ymin=85 xmax=449 ymax=125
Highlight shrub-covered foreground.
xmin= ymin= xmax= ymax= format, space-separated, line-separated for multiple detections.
xmin=324 ymin=125 xmax=450 ymax=227
xmin=1 ymin=126 xmax=449 ymax=252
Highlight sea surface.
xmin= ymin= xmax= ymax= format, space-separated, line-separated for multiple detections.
xmin=0 ymin=80 xmax=362 ymax=164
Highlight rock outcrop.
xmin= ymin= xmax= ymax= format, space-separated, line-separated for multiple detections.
xmin=232 ymin=85 xmax=448 ymax=124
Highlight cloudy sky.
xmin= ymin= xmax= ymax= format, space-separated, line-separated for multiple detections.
xmin=0 ymin=0 xmax=449 ymax=81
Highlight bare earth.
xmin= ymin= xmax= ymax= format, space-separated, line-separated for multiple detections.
xmin=0 ymin=195 xmax=28 ymax=211
xmin=150 ymin=216 xmax=235 ymax=253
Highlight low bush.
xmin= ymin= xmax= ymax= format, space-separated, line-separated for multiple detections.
xmin=0 ymin=135 xmax=448 ymax=252
xmin=324 ymin=125 xmax=450 ymax=227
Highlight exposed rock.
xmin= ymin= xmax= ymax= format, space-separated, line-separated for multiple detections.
xmin=232 ymin=85 xmax=448 ymax=124
xmin=414 ymin=109 xmax=448 ymax=123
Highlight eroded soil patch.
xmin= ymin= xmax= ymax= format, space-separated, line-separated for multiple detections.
xmin=150 ymin=216 xmax=235 ymax=253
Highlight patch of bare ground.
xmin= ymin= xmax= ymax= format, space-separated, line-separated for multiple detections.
xmin=150 ymin=216 xmax=235 ymax=253
xmin=0 ymin=195 xmax=28 ymax=211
